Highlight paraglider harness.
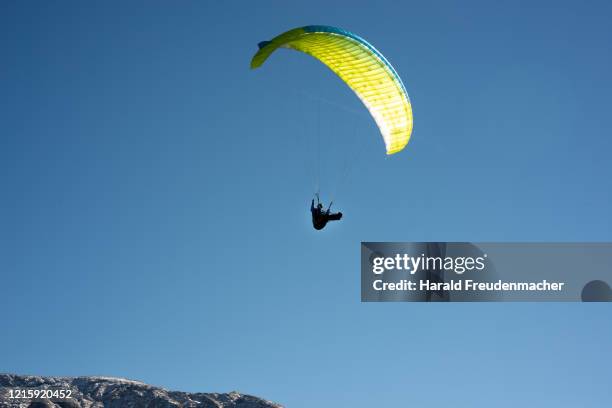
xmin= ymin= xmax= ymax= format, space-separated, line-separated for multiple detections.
xmin=311 ymin=193 xmax=342 ymax=230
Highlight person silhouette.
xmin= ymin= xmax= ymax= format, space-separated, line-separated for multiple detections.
xmin=310 ymin=194 xmax=342 ymax=230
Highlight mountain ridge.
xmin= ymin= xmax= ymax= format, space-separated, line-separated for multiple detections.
xmin=0 ymin=374 xmax=282 ymax=408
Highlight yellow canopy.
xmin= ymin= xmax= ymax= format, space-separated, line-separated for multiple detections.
xmin=251 ymin=25 xmax=413 ymax=155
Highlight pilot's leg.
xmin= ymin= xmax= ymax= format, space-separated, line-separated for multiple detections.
xmin=328 ymin=212 xmax=343 ymax=221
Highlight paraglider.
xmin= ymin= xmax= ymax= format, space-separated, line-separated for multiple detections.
xmin=311 ymin=194 xmax=343 ymax=230
xmin=250 ymin=25 xmax=413 ymax=229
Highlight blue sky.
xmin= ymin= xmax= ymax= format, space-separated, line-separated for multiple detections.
xmin=1 ymin=1 xmax=611 ymax=406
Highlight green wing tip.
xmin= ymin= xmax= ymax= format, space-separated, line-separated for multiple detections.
xmin=250 ymin=58 xmax=261 ymax=69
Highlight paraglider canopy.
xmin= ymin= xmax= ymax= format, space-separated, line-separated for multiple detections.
xmin=251 ymin=25 xmax=413 ymax=155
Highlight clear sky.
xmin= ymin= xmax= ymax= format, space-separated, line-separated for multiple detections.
xmin=1 ymin=1 xmax=611 ymax=407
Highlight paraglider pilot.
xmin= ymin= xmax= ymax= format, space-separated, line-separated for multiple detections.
xmin=311 ymin=193 xmax=342 ymax=230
